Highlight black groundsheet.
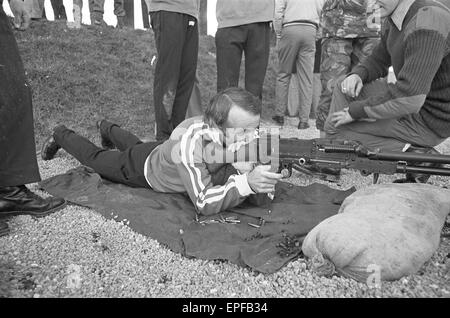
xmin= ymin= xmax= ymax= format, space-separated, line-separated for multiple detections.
xmin=39 ymin=166 xmax=355 ymax=273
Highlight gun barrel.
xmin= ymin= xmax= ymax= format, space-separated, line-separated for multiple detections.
xmin=368 ymin=151 xmax=450 ymax=164
xmin=400 ymin=165 xmax=450 ymax=176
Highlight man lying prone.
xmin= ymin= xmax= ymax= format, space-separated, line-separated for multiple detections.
xmin=42 ymin=87 xmax=282 ymax=215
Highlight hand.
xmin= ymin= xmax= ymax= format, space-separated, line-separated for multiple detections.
xmin=247 ymin=165 xmax=283 ymax=193
xmin=341 ymin=74 xmax=363 ymax=98
xmin=330 ymin=108 xmax=354 ymax=128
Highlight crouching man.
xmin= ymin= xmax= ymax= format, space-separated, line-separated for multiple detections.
xmin=41 ymin=88 xmax=282 ymax=215
xmin=324 ymin=0 xmax=450 ymax=182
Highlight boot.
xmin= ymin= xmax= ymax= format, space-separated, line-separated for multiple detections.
xmin=272 ymin=115 xmax=284 ymax=126
xmin=41 ymin=131 xmax=62 ymax=161
xmin=91 ymin=13 xmax=106 ymax=27
xmin=0 ymin=186 xmax=67 ymax=218
xmin=0 ymin=219 xmax=9 ymax=237
xmin=96 ymin=120 xmax=116 ymax=149
xmin=393 ymin=146 xmax=442 ymax=183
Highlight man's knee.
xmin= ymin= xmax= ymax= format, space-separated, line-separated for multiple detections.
xmin=322 ymin=75 xmax=350 ymax=133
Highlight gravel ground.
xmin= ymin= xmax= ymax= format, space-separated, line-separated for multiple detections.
xmin=1 ymin=119 xmax=449 ymax=298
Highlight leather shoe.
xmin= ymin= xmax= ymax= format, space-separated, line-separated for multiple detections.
xmin=298 ymin=122 xmax=310 ymax=130
xmin=0 ymin=186 xmax=67 ymax=218
xmin=272 ymin=115 xmax=284 ymax=126
xmin=41 ymin=134 xmax=61 ymax=161
xmin=0 ymin=219 xmax=9 ymax=237
xmin=96 ymin=120 xmax=116 ymax=149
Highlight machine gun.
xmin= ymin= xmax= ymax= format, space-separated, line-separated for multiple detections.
xmin=253 ymin=135 xmax=450 ymax=183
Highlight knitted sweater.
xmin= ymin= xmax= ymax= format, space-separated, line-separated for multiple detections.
xmin=147 ymin=0 xmax=200 ymax=20
xmin=216 ymin=0 xmax=274 ymax=29
xmin=349 ymin=0 xmax=450 ymax=139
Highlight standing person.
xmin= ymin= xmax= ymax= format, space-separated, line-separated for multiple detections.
xmin=0 ymin=1 xmax=67 ymax=236
xmin=324 ymin=0 xmax=450 ymax=182
xmin=286 ymin=38 xmax=323 ymax=124
xmin=147 ymin=0 xmax=200 ymax=141
xmin=9 ymin=0 xmax=31 ymax=30
xmin=89 ymin=0 xmax=125 ymax=28
xmin=315 ymin=0 xmax=381 ymax=137
xmin=215 ymin=0 xmax=274 ymax=99
xmin=272 ymin=0 xmax=325 ymax=129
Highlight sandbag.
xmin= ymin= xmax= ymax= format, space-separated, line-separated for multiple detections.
xmin=302 ymin=183 xmax=450 ymax=282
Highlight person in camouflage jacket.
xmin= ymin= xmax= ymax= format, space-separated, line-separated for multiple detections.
xmin=315 ymin=0 xmax=381 ymax=134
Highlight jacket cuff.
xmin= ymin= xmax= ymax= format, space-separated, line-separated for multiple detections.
xmin=234 ymin=174 xmax=255 ymax=196
xmin=348 ymin=101 xmax=369 ymax=119
xmin=350 ymin=66 xmax=369 ymax=83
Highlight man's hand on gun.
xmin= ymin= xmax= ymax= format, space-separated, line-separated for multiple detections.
xmin=247 ymin=165 xmax=283 ymax=193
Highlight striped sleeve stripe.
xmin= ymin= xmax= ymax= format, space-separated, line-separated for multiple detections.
xmin=198 ymin=175 xmax=237 ymax=202
xmin=181 ymin=124 xmax=240 ymax=210
xmin=197 ymin=177 xmax=237 ymax=208
xmin=188 ymin=129 xmax=210 ymax=194
xmin=180 ymin=122 xmax=205 ymax=197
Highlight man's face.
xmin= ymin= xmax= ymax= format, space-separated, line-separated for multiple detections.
xmin=223 ymin=105 xmax=260 ymax=149
xmin=374 ymin=0 xmax=401 ymax=18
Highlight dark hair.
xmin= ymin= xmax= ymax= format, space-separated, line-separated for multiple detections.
xmin=204 ymin=87 xmax=262 ymax=127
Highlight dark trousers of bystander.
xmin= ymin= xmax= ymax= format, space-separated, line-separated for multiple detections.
xmin=0 ymin=6 xmax=41 ymax=187
xmin=150 ymin=11 xmax=198 ymax=141
xmin=215 ymin=22 xmax=271 ymax=99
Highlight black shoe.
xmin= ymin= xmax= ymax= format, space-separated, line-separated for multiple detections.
xmin=393 ymin=146 xmax=442 ymax=183
xmin=0 ymin=186 xmax=67 ymax=218
xmin=91 ymin=14 xmax=107 ymax=27
xmin=41 ymin=134 xmax=61 ymax=161
xmin=0 ymin=219 xmax=9 ymax=237
xmin=272 ymin=115 xmax=284 ymax=126
xmin=96 ymin=120 xmax=116 ymax=149
xmin=298 ymin=122 xmax=310 ymax=130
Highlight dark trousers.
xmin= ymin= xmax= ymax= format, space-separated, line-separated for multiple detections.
xmin=215 ymin=22 xmax=271 ymax=99
xmin=51 ymin=0 xmax=66 ymax=19
xmin=0 ymin=7 xmax=40 ymax=187
xmin=53 ymin=123 xmax=161 ymax=188
xmin=150 ymin=11 xmax=198 ymax=141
